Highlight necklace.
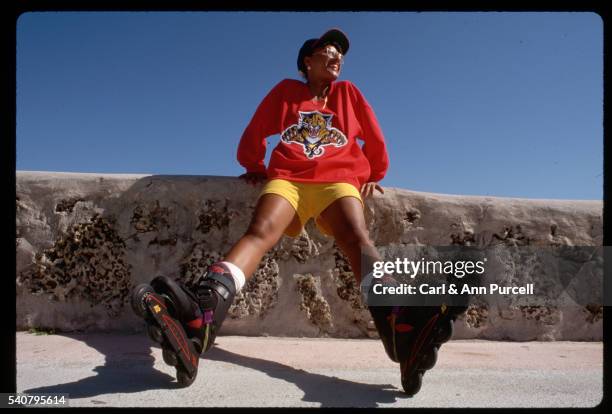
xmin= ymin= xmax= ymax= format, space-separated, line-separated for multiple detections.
xmin=312 ymin=95 xmax=328 ymax=109
xmin=308 ymin=83 xmax=330 ymax=110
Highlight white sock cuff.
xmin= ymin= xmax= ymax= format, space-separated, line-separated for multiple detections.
xmin=220 ymin=261 xmax=246 ymax=291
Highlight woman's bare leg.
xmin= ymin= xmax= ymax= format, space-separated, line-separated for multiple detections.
xmin=224 ymin=194 xmax=300 ymax=279
xmin=317 ymin=196 xmax=381 ymax=285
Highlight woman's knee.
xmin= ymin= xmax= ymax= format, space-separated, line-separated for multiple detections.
xmin=335 ymin=222 xmax=373 ymax=247
xmin=245 ymin=216 xmax=283 ymax=243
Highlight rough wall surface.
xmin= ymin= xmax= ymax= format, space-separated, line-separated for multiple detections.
xmin=16 ymin=171 xmax=603 ymax=340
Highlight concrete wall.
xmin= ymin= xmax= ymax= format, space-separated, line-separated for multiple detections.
xmin=16 ymin=171 xmax=603 ymax=340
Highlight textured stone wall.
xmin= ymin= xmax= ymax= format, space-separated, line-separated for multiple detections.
xmin=16 ymin=171 xmax=603 ymax=340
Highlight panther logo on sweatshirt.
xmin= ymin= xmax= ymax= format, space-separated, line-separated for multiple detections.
xmin=280 ymin=111 xmax=347 ymax=159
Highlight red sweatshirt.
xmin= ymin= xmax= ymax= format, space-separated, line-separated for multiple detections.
xmin=237 ymin=79 xmax=389 ymax=190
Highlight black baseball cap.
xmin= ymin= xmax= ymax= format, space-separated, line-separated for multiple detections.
xmin=297 ymin=28 xmax=350 ymax=75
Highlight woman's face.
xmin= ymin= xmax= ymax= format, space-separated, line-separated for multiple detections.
xmin=304 ymin=44 xmax=344 ymax=83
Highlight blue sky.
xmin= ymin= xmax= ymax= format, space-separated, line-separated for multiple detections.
xmin=16 ymin=12 xmax=602 ymax=199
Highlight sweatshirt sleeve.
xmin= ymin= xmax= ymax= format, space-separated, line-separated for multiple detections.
xmin=349 ymin=82 xmax=389 ymax=182
xmin=237 ymin=80 xmax=286 ymax=173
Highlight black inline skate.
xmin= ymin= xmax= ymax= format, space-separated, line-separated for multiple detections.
xmin=395 ymin=304 xmax=467 ymax=396
xmin=131 ymin=263 xmax=237 ymax=386
xmin=365 ymin=275 xmax=468 ymax=396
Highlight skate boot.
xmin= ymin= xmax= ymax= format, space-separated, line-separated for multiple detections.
xmin=131 ymin=263 xmax=237 ymax=386
xmin=185 ymin=262 xmax=238 ymax=353
xmin=365 ymin=275 xmax=467 ymax=396
xmin=131 ymin=277 xmax=202 ymax=386
xmin=392 ymin=304 xmax=467 ymax=396
xmin=364 ymin=274 xmax=402 ymax=363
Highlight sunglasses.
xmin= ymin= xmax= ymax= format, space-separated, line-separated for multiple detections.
xmin=312 ymin=48 xmax=344 ymax=64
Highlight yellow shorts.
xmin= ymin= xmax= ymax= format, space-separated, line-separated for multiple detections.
xmin=258 ymin=179 xmax=364 ymax=238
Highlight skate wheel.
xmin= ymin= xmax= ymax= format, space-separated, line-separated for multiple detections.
xmin=433 ymin=319 xmax=453 ymax=344
xmin=420 ymin=346 xmax=438 ymax=370
xmin=162 ymin=348 xmax=178 ymax=366
xmin=131 ymin=284 xmax=155 ymax=318
xmin=402 ymin=370 xmax=423 ymax=396
xmin=147 ymin=324 xmax=164 ymax=344
xmin=177 ymin=368 xmax=197 ymax=387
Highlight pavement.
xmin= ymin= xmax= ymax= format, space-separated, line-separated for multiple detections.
xmin=16 ymin=332 xmax=603 ymax=408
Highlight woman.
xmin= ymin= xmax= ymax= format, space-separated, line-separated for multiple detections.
xmin=232 ymin=28 xmax=388 ymax=287
xmin=134 ymin=28 xmax=461 ymax=396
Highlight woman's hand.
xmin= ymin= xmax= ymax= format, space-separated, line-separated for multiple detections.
xmin=239 ymin=172 xmax=267 ymax=187
xmin=360 ymin=182 xmax=384 ymax=198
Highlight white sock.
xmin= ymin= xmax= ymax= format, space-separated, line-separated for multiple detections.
xmin=220 ymin=261 xmax=246 ymax=292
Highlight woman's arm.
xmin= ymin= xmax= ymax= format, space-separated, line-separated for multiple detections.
xmin=237 ymin=80 xmax=286 ymax=174
xmin=349 ymin=82 xmax=390 ymax=184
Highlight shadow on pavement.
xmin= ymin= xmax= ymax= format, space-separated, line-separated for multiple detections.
xmin=22 ymin=333 xmax=407 ymax=407
xmin=21 ymin=333 xmax=180 ymax=398
xmin=205 ymin=345 xmax=406 ymax=407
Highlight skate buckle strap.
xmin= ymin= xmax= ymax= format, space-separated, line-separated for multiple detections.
xmin=203 ymin=309 xmax=213 ymax=325
xmin=206 ymin=272 xmax=236 ymax=300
